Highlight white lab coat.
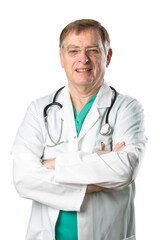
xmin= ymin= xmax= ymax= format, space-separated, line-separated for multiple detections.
xmin=11 ymin=82 xmax=147 ymax=240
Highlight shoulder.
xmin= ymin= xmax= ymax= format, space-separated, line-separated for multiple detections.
xmin=114 ymin=92 xmax=144 ymax=119
xmin=28 ymin=93 xmax=54 ymax=117
xmin=27 ymin=86 xmax=67 ymax=120
xmin=26 ymin=87 xmax=65 ymax=118
xmin=117 ymin=92 xmax=143 ymax=109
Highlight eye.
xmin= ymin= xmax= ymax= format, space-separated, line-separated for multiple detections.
xmin=70 ymin=50 xmax=78 ymax=53
xmin=87 ymin=48 xmax=100 ymax=55
xmin=90 ymin=49 xmax=99 ymax=52
xmin=68 ymin=49 xmax=79 ymax=56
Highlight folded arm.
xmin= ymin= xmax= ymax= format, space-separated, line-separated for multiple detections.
xmin=42 ymin=142 xmax=126 ymax=193
xmin=52 ymin=99 xmax=147 ymax=190
xmin=11 ymin=102 xmax=86 ymax=211
xmin=11 ymin=97 xmax=147 ymax=210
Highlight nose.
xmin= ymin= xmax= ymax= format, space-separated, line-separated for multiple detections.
xmin=78 ymin=50 xmax=89 ymax=64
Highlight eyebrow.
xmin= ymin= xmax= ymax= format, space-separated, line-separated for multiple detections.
xmin=66 ymin=44 xmax=100 ymax=50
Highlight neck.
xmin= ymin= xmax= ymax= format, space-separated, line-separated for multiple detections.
xmin=68 ymin=83 xmax=102 ymax=114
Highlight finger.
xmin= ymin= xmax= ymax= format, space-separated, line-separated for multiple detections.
xmin=112 ymin=142 xmax=125 ymax=152
xmin=42 ymin=160 xmax=46 ymax=166
xmin=112 ymin=142 xmax=121 ymax=152
xmin=87 ymin=185 xmax=104 ymax=193
xmin=117 ymin=142 xmax=125 ymax=150
xmin=41 ymin=159 xmax=55 ymax=170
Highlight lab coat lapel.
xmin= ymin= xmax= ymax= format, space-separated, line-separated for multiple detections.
xmin=78 ymin=105 xmax=100 ymax=140
xmin=57 ymin=82 xmax=112 ymax=140
xmin=78 ymin=82 xmax=112 ymax=141
xmin=58 ymin=87 xmax=77 ymax=137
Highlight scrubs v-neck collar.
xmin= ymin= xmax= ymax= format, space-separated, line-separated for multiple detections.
xmin=73 ymin=92 xmax=98 ymax=137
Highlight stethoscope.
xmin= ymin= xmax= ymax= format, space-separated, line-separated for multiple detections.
xmin=43 ymin=86 xmax=117 ymax=147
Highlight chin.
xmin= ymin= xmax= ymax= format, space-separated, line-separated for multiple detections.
xmin=75 ymin=81 xmax=94 ymax=88
xmin=75 ymin=76 xmax=95 ymax=85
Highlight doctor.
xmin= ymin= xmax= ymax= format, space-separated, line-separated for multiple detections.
xmin=11 ymin=19 xmax=147 ymax=240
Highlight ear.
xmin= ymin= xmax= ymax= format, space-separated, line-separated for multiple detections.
xmin=106 ymin=48 xmax=113 ymax=67
xmin=59 ymin=49 xmax=64 ymax=68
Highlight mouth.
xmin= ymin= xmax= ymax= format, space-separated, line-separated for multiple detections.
xmin=75 ymin=68 xmax=92 ymax=72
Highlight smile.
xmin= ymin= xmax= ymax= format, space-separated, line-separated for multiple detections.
xmin=76 ymin=68 xmax=92 ymax=72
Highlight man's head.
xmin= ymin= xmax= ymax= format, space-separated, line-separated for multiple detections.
xmin=59 ymin=19 xmax=112 ymax=90
xmin=59 ymin=19 xmax=111 ymax=54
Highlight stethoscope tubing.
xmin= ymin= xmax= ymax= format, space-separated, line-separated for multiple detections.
xmin=43 ymin=86 xmax=65 ymax=119
xmin=105 ymin=86 xmax=117 ymax=124
xmin=43 ymin=86 xmax=117 ymax=146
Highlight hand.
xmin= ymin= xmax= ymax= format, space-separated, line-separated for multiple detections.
xmin=86 ymin=184 xmax=105 ymax=193
xmin=86 ymin=141 xmax=126 ymax=193
xmin=112 ymin=141 xmax=126 ymax=152
xmin=42 ymin=158 xmax=56 ymax=170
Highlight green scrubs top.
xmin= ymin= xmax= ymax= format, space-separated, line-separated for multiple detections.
xmin=55 ymin=93 xmax=98 ymax=240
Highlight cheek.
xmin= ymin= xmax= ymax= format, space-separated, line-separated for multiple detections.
xmin=95 ymin=59 xmax=106 ymax=72
xmin=60 ymin=54 xmax=72 ymax=70
xmin=62 ymin=58 xmax=71 ymax=70
xmin=64 ymin=61 xmax=76 ymax=77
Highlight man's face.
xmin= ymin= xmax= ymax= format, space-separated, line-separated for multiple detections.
xmin=59 ymin=29 xmax=111 ymax=90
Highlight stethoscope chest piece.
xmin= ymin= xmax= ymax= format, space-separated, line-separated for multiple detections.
xmin=100 ymin=123 xmax=111 ymax=135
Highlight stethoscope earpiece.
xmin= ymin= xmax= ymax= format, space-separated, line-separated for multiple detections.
xmin=100 ymin=123 xmax=112 ymax=135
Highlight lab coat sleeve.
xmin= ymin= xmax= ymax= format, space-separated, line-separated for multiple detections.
xmin=55 ymin=98 xmax=147 ymax=190
xmin=11 ymin=101 xmax=86 ymax=211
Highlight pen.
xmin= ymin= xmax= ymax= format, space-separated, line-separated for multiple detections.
xmin=101 ymin=142 xmax=105 ymax=151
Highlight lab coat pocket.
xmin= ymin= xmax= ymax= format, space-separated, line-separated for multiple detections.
xmin=95 ymin=133 xmax=113 ymax=154
xmin=26 ymin=225 xmax=52 ymax=240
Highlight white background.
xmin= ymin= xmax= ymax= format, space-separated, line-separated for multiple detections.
xmin=0 ymin=0 xmax=160 ymax=239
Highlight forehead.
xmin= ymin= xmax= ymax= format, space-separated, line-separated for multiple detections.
xmin=62 ymin=29 xmax=103 ymax=47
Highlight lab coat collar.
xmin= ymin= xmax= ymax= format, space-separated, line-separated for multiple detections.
xmin=78 ymin=81 xmax=112 ymax=139
xmin=95 ymin=81 xmax=112 ymax=108
xmin=57 ymin=81 xmax=112 ymax=109
xmin=57 ymin=81 xmax=112 ymax=140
